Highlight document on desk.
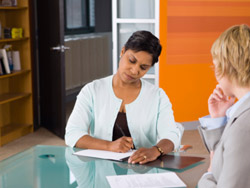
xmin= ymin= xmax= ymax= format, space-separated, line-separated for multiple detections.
xmin=106 ymin=172 xmax=186 ymax=188
xmin=73 ymin=149 xmax=135 ymax=161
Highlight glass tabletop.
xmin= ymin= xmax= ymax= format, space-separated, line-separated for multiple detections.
xmin=0 ymin=145 xmax=181 ymax=188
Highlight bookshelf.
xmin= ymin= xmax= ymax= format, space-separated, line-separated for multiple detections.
xmin=0 ymin=0 xmax=33 ymax=146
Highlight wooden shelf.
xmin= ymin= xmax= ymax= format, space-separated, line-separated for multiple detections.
xmin=0 ymin=6 xmax=27 ymax=10
xmin=0 ymin=0 xmax=33 ymax=147
xmin=0 ymin=37 xmax=29 ymax=43
xmin=0 ymin=93 xmax=31 ymax=105
xmin=0 ymin=69 xmax=30 ymax=79
xmin=0 ymin=123 xmax=33 ymax=146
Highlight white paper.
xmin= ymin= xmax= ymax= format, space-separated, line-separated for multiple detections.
xmin=106 ymin=172 xmax=186 ymax=188
xmin=73 ymin=149 xmax=135 ymax=161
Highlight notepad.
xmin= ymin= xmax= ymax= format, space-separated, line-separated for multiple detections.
xmin=73 ymin=149 xmax=135 ymax=161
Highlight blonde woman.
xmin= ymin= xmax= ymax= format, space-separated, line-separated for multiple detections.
xmin=198 ymin=24 xmax=250 ymax=187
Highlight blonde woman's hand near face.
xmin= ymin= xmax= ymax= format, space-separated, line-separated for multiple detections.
xmin=208 ymin=85 xmax=235 ymax=118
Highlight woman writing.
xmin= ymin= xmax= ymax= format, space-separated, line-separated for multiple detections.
xmin=65 ymin=31 xmax=183 ymax=164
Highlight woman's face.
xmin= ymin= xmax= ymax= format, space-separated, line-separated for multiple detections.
xmin=117 ymin=48 xmax=153 ymax=84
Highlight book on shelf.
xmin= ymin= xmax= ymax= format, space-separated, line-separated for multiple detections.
xmin=3 ymin=44 xmax=16 ymax=72
xmin=0 ymin=57 xmax=5 ymax=75
xmin=12 ymin=50 xmax=21 ymax=71
xmin=0 ymin=49 xmax=10 ymax=74
xmin=1 ymin=0 xmax=18 ymax=7
xmin=7 ymin=51 xmax=13 ymax=71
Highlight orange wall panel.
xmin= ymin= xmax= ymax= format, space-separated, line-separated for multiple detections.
xmin=160 ymin=64 xmax=217 ymax=121
xmin=159 ymin=0 xmax=250 ymax=122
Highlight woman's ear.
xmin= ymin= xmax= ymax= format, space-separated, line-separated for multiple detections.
xmin=120 ymin=47 xmax=125 ymax=58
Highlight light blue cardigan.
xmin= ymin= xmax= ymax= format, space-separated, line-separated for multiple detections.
xmin=65 ymin=75 xmax=182 ymax=150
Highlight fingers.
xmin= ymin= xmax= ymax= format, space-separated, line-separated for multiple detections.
xmin=128 ymin=151 xmax=148 ymax=164
xmin=128 ymin=148 xmax=158 ymax=164
xmin=210 ymin=85 xmax=225 ymax=101
xmin=209 ymin=85 xmax=229 ymax=104
xmin=114 ymin=137 xmax=134 ymax=153
xmin=130 ymin=155 xmax=147 ymax=165
xmin=208 ymin=84 xmax=235 ymax=118
xmin=214 ymin=85 xmax=224 ymax=98
xmin=139 ymin=155 xmax=148 ymax=165
xmin=209 ymin=84 xmax=237 ymax=104
xmin=122 ymin=137 xmax=134 ymax=150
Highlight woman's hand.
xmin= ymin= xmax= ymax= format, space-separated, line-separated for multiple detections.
xmin=208 ymin=85 xmax=235 ymax=118
xmin=128 ymin=147 xmax=160 ymax=164
xmin=207 ymin=151 xmax=214 ymax=172
xmin=108 ymin=136 xmax=134 ymax=153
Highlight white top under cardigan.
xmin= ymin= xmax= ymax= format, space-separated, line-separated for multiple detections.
xmin=65 ymin=75 xmax=182 ymax=150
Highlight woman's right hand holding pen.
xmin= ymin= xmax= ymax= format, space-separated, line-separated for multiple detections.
xmin=108 ymin=136 xmax=134 ymax=153
xmin=208 ymin=84 xmax=235 ymax=118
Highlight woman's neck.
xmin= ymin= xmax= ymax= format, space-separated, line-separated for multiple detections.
xmin=233 ymin=86 xmax=250 ymax=100
xmin=113 ymin=73 xmax=141 ymax=89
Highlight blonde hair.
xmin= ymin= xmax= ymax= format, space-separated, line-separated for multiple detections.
xmin=211 ymin=24 xmax=250 ymax=87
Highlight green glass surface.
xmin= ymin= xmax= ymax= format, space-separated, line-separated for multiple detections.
xmin=1 ymin=145 xmax=186 ymax=188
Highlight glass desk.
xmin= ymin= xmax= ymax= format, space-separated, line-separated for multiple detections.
xmin=0 ymin=145 xmax=208 ymax=188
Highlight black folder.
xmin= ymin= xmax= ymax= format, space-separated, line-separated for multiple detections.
xmin=146 ymin=154 xmax=204 ymax=169
xmin=122 ymin=154 xmax=204 ymax=170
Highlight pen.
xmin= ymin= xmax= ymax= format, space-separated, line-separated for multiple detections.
xmin=116 ymin=123 xmax=126 ymax=136
xmin=116 ymin=123 xmax=135 ymax=150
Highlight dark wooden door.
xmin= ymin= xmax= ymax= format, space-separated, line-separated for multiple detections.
xmin=37 ymin=0 xmax=66 ymax=138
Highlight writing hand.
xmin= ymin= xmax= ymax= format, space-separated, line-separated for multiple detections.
xmin=208 ymin=85 xmax=235 ymax=118
xmin=108 ymin=136 xmax=133 ymax=153
xmin=128 ymin=147 xmax=160 ymax=165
